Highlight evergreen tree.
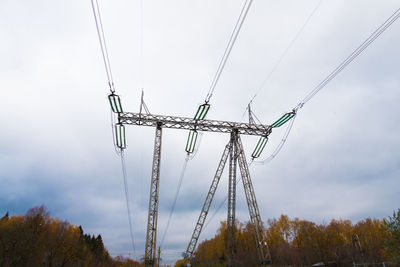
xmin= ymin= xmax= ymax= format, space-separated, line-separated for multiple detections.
xmin=383 ymin=208 xmax=400 ymax=265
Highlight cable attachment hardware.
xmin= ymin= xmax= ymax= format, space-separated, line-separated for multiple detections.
xmin=108 ymin=82 xmax=115 ymax=94
xmin=193 ymin=103 xmax=210 ymax=121
xmin=185 ymin=130 xmax=198 ymax=154
xmin=270 ymin=111 xmax=296 ymax=128
xmin=251 ymin=136 xmax=268 ymax=159
xmin=115 ymin=123 xmax=126 ymax=149
xmin=293 ymin=102 xmax=304 ymax=112
xmin=108 ymin=93 xmax=123 ymax=113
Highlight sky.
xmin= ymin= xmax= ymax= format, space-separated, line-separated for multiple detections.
xmin=1 ymin=0 xmax=400 ymax=264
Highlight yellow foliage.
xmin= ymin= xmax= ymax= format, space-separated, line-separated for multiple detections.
xmin=186 ymin=214 xmax=391 ymax=266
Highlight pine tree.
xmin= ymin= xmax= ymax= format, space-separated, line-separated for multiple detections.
xmin=383 ymin=209 xmax=400 ymax=265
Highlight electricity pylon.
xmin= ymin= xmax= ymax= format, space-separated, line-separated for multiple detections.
xmin=117 ymin=110 xmax=272 ymax=266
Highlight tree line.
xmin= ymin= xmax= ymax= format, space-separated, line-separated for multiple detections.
xmin=0 ymin=205 xmax=141 ymax=267
xmin=175 ymin=210 xmax=400 ymax=266
xmin=2 ymin=206 xmax=398 ymax=266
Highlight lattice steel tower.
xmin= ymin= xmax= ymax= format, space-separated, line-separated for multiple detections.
xmin=113 ymin=103 xmax=277 ymax=266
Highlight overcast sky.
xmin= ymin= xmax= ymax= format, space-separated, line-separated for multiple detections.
xmin=1 ymin=0 xmax=400 ymax=264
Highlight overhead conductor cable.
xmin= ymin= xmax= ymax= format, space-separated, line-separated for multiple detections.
xmin=91 ymin=0 xmax=137 ymax=258
xmin=247 ymin=0 xmax=324 ymax=107
xmin=205 ymin=0 xmax=253 ymax=104
xmin=208 ymin=5 xmax=400 ymax=225
xmin=159 ymin=154 xmax=190 ymax=248
xmin=91 ymin=0 xmax=116 ymax=93
xmin=178 ymin=1 xmax=255 ymax=251
xmin=255 ymin=6 xmax=400 ymax=164
xmin=245 ymin=0 xmax=323 ymax=161
xmin=121 ymin=150 xmax=137 ymax=258
xmin=187 ymin=0 xmax=254 ymax=154
xmin=295 ymin=6 xmax=400 ymax=110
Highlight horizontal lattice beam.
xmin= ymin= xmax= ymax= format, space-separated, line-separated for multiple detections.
xmin=118 ymin=112 xmax=272 ymax=136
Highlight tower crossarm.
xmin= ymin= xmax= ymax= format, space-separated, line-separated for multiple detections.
xmin=119 ymin=112 xmax=272 ymax=136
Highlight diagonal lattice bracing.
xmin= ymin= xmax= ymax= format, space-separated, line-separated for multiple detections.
xmin=184 ymin=140 xmax=232 ymax=259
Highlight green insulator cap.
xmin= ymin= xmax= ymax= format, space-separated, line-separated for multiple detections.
xmin=185 ymin=130 xmax=198 ymax=153
xmin=108 ymin=94 xmax=123 ymax=113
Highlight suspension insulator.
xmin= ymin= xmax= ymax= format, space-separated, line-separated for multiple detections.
xmin=115 ymin=123 xmax=126 ymax=149
xmin=108 ymin=93 xmax=123 ymax=113
xmin=185 ymin=130 xmax=198 ymax=153
xmin=193 ymin=104 xmax=210 ymax=121
xmin=270 ymin=112 xmax=295 ymax=128
xmin=251 ymin=136 xmax=268 ymax=158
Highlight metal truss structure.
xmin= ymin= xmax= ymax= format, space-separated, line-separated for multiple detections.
xmin=144 ymin=123 xmax=162 ymax=265
xmin=184 ymin=140 xmax=232 ymax=259
xmin=119 ymin=112 xmax=272 ymax=136
xmin=227 ymin=130 xmax=238 ymax=266
xmin=118 ymin=111 xmax=272 ymax=266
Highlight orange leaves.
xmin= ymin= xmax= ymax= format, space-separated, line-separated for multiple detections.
xmin=0 ymin=206 xmax=141 ymax=267
xmin=189 ymin=214 xmax=392 ymax=266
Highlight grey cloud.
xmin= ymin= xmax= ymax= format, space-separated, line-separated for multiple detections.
xmin=1 ymin=0 xmax=400 ymax=264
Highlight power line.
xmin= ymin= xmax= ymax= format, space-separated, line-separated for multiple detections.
xmin=253 ymin=5 xmax=400 ymax=164
xmin=160 ymin=134 xmax=205 ymax=247
xmin=246 ymin=0 xmax=323 ymax=107
xmin=203 ymin=192 xmax=228 ymax=231
xmin=91 ymin=1 xmax=138 ymax=258
xmin=205 ymin=0 xmax=254 ymax=103
xmin=90 ymin=0 xmax=116 ymax=93
xmin=202 ymin=174 xmax=248 ymax=232
xmin=140 ymin=0 xmax=144 ymax=90
xmin=187 ymin=0 xmax=254 ymax=160
xmin=294 ymin=6 xmax=400 ymax=111
xmin=121 ymin=150 xmax=137 ymax=259
xmin=204 ymin=4 xmax=400 ymax=233
xmin=160 ymin=132 xmax=205 ymax=245
xmin=95 ymin=4 xmax=400 ymax=264
xmin=160 ymin=154 xmax=190 ymax=248
xmin=186 ymin=0 xmax=253 ymax=163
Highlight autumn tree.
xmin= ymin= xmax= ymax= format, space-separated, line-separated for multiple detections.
xmin=234 ymin=221 xmax=259 ymax=266
xmin=184 ymin=214 xmax=392 ymax=266
xmin=291 ymin=218 xmax=321 ymax=264
xmin=0 ymin=205 xmax=141 ymax=267
xmin=113 ymin=255 xmax=142 ymax=267
xmin=352 ymin=218 xmax=388 ymax=263
xmin=194 ymin=221 xmax=227 ymax=266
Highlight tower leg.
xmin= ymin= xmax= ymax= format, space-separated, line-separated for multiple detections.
xmin=145 ymin=123 xmax=163 ymax=266
xmin=227 ymin=130 xmax=238 ymax=266
xmin=236 ymin=135 xmax=271 ymax=265
xmin=184 ymin=140 xmax=232 ymax=259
